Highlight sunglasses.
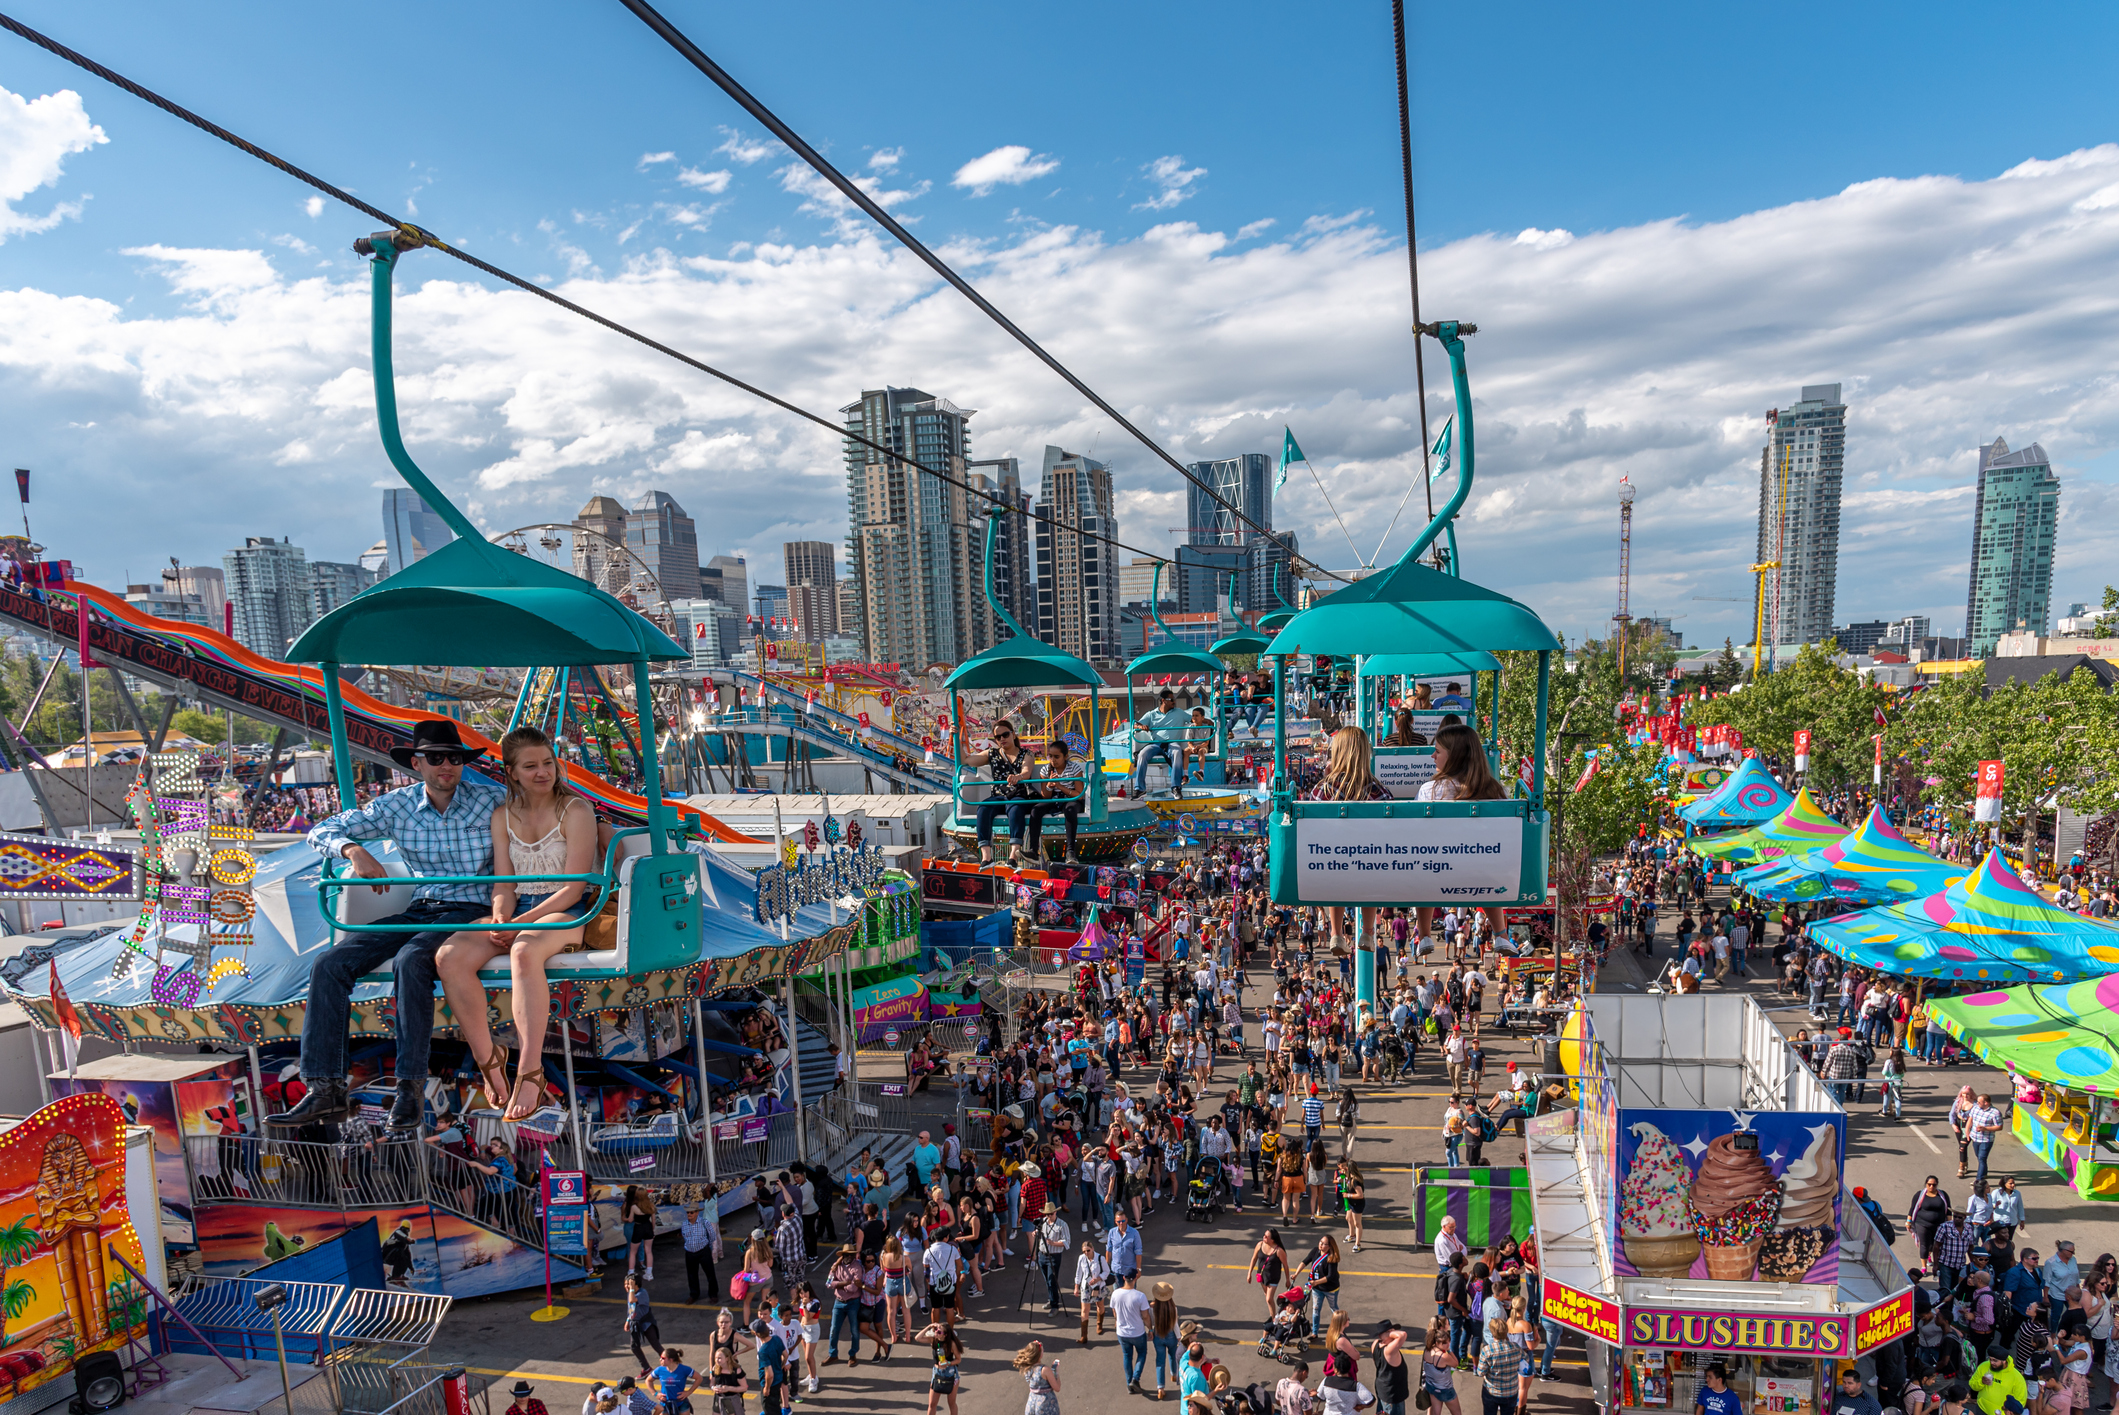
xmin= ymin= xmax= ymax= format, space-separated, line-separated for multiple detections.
xmin=414 ymin=751 xmax=470 ymax=765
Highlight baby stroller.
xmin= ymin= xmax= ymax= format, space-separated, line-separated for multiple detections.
xmin=1186 ymin=1156 xmax=1225 ymax=1221
xmin=1256 ymin=1284 xmax=1312 ymax=1363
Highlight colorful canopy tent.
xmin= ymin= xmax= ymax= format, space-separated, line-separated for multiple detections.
xmin=1691 ymin=786 xmax=1844 ymax=864
xmin=1676 ymin=757 xmax=1791 ymax=829
xmin=1928 ymin=978 xmax=2119 ymax=1095
xmin=1808 ymin=850 xmax=2119 ymax=985
xmin=1732 ymin=807 xmax=1965 ymax=905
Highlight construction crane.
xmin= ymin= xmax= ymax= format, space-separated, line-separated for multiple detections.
xmin=1614 ymin=477 xmax=1635 ymax=678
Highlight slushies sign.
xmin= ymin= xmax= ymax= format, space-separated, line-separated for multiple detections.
xmin=1292 ymin=818 xmax=1523 ymax=902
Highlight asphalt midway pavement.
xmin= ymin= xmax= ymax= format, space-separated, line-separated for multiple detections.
xmin=428 ymin=875 xmax=2099 ymax=1412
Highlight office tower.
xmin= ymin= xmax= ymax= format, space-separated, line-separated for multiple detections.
xmin=968 ymin=458 xmax=1033 ymax=635
xmin=1185 ymin=453 xmax=1272 ymax=546
xmin=222 ymin=536 xmax=313 ymax=657
xmin=1877 ymin=615 xmax=1931 ymax=653
xmin=1834 ymin=620 xmax=1891 ymax=656
xmin=1637 ymin=616 xmax=1683 ymax=650
xmin=1755 ymin=385 xmax=1847 ymax=653
xmin=1247 ymin=531 xmax=1300 ymax=617
xmin=1175 ymin=543 xmax=1247 ymax=614
xmin=310 ymin=560 xmax=378 ymax=621
xmin=357 ymin=541 xmax=388 ymax=575
xmin=627 ymin=491 xmax=702 ymax=602
xmin=843 ymin=387 xmax=989 ymax=668
xmin=162 ymin=565 xmax=226 ymax=627
xmin=382 ymin=489 xmax=455 ymax=577
xmin=669 ymin=598 xmax=743 ymax=669
xmin=1965 ymin=437 xmax=2061 ymax=658
xmin=1119 ymin=557 xmax=1162 ymax=607
xmin=1035 ymin=444 xmax=1121 ymax=663
xmin=782 ymin=541 xmax=839 ymax=642
xmin=753 ymin=585 xmax=789 ymax=636
xmin=572 ymin=494 xmax=631 ymax=594
xmin=705 ymin=556 xmax=748 ymax=639
xmin=836 ymin=579 xmax=861 ymax=653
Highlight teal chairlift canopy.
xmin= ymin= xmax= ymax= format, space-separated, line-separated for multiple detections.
xmin=1208 ymin=575 xmax=1272 ymax=658
xmin=1355 ymin=651 xmax=1503 ymax=677
xmin=943 ymin=635 xmax=1104 ymax=691
xmin=1263 ymin=564 xmax=1561 ymax=659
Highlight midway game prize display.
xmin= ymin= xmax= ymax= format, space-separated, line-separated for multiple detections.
xmin=111 ymin=750 xmax=256 ymax=1006
xmin=1529 ymin=995 xmax=1917 ymax=1415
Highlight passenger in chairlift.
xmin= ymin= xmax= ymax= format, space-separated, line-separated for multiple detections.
xmin=960 ymin=719 xmax=1034 ymax=866
xmin=278 ymin=718 xmax=507 ymax=1132
xmin=436 ymin=724 xmax=602 ymax=1121
xmin=1415 ymin=722 xmax=1512 ymax=948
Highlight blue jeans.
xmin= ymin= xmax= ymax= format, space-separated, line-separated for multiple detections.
xmin=301 ymin=900 xmax=487 ymax=1081
xmin=1730 ymin=946 xmax=1747 ymax=977
xmin=1973 ymin=1139 xmax=1995 ymax=1182
xmin=1242 ymin=704 xmax=1267 ymax=733
xmin=1539 ymin=1318 xmax=1562 ymax=1376
xmin=975 ymin=800 xmax=1029 ymax=846
xmin=828 ymin=1298 xmax=859 ymax=1357
xmin=1132 ymin=743 xmax=1186 ymax=793
xmin=1153 ymin=1333 xmax=1180 ymax=1384
xmin=1120 ymin=1334 xmax=1148 ymax=1384
xmin=1311 ymin=1287 xmax=1341 ymax=1328
xmin=1450 ymin=1313 xmax=1475 ymax=1358
xmin=1923 ymin=1028 xmax=1947 ymax=1060
xmin=1445 ymin=1136 xmax=1461 ymax=1167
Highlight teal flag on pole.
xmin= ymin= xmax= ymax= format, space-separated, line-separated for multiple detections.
xmin=1275 ymin=426 xmax=1305 ymax=492
xmin=1428 ymin=415 xmax=1455 ymax=483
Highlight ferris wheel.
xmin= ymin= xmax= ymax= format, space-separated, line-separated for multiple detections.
xmin=488 ymin=523 xmax=676 ymax=634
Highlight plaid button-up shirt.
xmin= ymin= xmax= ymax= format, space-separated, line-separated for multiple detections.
xmin=773 ymin=1214 xmax=807 ymax=1273
xmin=307 ymin=776 xmax=506 ymax=905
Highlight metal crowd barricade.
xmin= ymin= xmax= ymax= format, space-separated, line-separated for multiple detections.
xmin=706 ymin=1108 xmax=804 ymax=1177
xmin=158 ymin=1274 xmax=343 ymax=1364
xmin=847 ymin=1080 xmax=916 ymax=1134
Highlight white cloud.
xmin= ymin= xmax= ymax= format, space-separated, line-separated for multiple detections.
xmin=716 ymin=127 xmax=775 ymax=165
xmin=868 ymin=148 xmax=903 ymax=173
xmin=270 ymin=233 xmax=318 ymax=256
xmin=1514 ymin=227 xmax=1575 ymax=250
xmin=304 ymin=196 xmax=324 ymax=219
xmin=677 ymin=168 xmax=732 ymax=194
xmin=778 ymin=165 xmax=929 ymax=234
xmin=952 ymin=145 xmax=1060 ymax=196
xmin=637 ymin=151 xmax=676 ymax=170
xmin=9 ymin=147 xmax=2119 ymax=653
xmin=1135 ymin=155 xmax=1206 ymax=211
xmin=0 ymin=84 xmax=106 ymax=244
xmin=1236 ymin=218 xmax=1276 ymax=240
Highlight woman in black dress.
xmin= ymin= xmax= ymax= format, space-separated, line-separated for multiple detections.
xmin=1905 ymin=1175 xmax=1952 ymax=1264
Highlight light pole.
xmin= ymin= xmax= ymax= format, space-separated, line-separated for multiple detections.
xmin=252 ymin=1283 xmax=294 ymax=1415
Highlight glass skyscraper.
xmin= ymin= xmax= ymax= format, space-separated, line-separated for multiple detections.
xmin=1964 ymin=437 xmax=2061 ymax=658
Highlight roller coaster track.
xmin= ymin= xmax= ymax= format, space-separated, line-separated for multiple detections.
xmin=0 ymin=579 xmax=761 ymax=843
xmin=687 ymin=669 xmax=952 ymax=792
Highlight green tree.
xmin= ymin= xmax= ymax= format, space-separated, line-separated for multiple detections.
xmin=0 ymin=1215 xmax=40 ymax=1344
xmin=2089 ymin=585 xmax=2118 ymax=637
xmin=1687 ymin=642 xmax=1893 ymax=790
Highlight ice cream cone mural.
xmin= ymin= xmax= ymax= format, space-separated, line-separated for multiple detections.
xmin=1618 ymin=1122 xmax=1700 ymax=1278
xmin=1758 ymin=1123 xmax=1841 ymax=1281
xmin=1686 ymin=1131 xmax=1782 ymax=1283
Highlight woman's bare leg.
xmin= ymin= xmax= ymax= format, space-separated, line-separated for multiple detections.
xmin=506 ymin=923 xmax=586 ymax=1118
xmin=436 ymin=929 xmax=508 ymax=1106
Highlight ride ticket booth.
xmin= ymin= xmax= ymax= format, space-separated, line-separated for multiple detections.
xmin=1530 ymin=994 xmax=1915 ymax=1415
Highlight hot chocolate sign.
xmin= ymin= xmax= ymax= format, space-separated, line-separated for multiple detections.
xmin=1612 ymin=1109 xmax=1845 ymax=1286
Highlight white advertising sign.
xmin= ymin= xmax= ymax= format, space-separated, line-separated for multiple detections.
xmin=1292 ymin=816 xmax=1524 ymax=903
xmin=1373 ymin=750 xmax=1438 ymax=798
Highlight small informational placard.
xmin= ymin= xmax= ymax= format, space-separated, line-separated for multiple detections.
xmin=545 ymin=1170 xmax=589 ymax=1206
xmin=1372 ymin=749 xmax=1437 ymax=798
xmin=1291 ymin=816 xmax=1523 ymax=903
xmin=741 ymin=1117 xmax=770 ymax=1144
xmin=713 ymin=1120 xmax=742 ymax=1141
xmin=880 ymin=1083 xmax=907 ymax=1098
xmin=627 ymin=1153 xmax=656 ymax=1174
xmin=546 ymin=1208 xmax=587 ymax=1254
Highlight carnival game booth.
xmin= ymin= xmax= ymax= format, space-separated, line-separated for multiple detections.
xmin=1929 ymin=979 xmax=2119 ymax=1200
xmin=1732 ymin=807 xmax=1963 ymax=907
xmin=1531 ymin=994 xmax=1914 ymax=1415
xmin=1677 ymin=759 xmax=1792 ymax=835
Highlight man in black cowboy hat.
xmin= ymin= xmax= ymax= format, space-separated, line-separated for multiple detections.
xmin=503 ymin=1380 xmax=547 ymax=1415
xmin=274 ymin=719 xmax=505 ymax=1131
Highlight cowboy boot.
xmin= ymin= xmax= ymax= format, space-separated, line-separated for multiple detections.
xmin=1097 ymin=1306 xmax=1107 ymax=1335
xmin=1079 ymin=1313 xmax=1090 ymax=1346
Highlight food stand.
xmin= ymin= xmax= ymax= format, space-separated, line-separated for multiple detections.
xmin=1530 ymin=995 xmax=1915 ymax=1415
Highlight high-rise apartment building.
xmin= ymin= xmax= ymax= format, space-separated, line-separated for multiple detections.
xmin=310 ymin=560 xmax=378 ymax=621
xmin=836 ymin=580 xmax=861 ymax=653
xmin=572 ymin=494 xmax=632 ymax=594
xmin=382 ymin=489 xmax=455 ymax=577
xmin=843 ymin=387 xmax=992 ymax=669
xmin=1185 ymin=454 xmax=1271 ymax=547
xmin=125 ymin=583 xmax=210 ymax=625
xmin=968 ymin=458 xmax=1033 ymax=635
xmin=1035 ymin=444 xmax=1121 ymax=664
xmin=1965 ymin=437 xmax=2061 ymax=658
xmin=1247 ymin=531 xmax=1300 ymax=616
xmin=782 ymin=541 xmax=839 ymax=642
xmin=627 ymin=491 xmax=702 ymax=602
xmin=1119 ymin=557 xmax=1163 ymax=607
xmin=222 ymin=536 xmax=313 ymax=657
xmin=1755 ymin=384 xmax=1847 ymax=653
xmin=1878 ymin=615 xmax=1931 ymax=653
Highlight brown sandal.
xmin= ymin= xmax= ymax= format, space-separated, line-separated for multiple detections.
xmin=504 ymin=1070 xmax=556 ymax=1123
xmin=472 ymin=1046 xmax=512 ymax=1112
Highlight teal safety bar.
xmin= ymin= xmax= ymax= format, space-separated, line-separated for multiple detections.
xmin=315 ymin=827 xmax=650 ymax=935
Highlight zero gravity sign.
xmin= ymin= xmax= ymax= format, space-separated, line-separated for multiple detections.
xmin=1291 ymin=817 xmax=1524 ymax=903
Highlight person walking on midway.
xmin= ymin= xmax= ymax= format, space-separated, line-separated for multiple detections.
xmin=624 ymin=1272 xmax=662 ymax=1377
xmin=679 ymin=1201 xmax=722 ymax=1305
xmin=1111 ymin=1271 xmax=1152 ymax=1395
xmin=278 ymin=720 xmax=506 ymax=1129
xmin=917 ymin=1319 xmax=964 ymax=1415
xmin=1149 ymin=1281 xmax=1182 ymax=1402
xmin=1017 ymin=1340 xmax=1063 ymax=1415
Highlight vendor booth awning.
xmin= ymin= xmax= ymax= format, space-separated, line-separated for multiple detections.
xmin=1691 ymin=786 xmax=1844 ymax=864
xmin=1808 ymin=850 xmax=2119 ymax=984
xmin=1732 ymin=807 xmax=1964 ymax=905
xmin=1929 ymin=978 xmax=2119 ymax=1094
xmin=1676 ymin=758 xmax=1790 ymax=829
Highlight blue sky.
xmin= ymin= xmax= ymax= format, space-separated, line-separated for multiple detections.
xmin=3 ymin=0 xmax=2118 ymax=649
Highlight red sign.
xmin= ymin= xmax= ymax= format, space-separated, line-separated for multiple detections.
xmin=1541 ymin=1278 xmax=1621 ymax=1345
xmin=1624 ymin=1307 xmax=1850 ymax=1357
xmin=1853 ymin=1289 xmax=1915 ymax=1356
xmin=1975 ymin=759 xmax=2004 ymax=822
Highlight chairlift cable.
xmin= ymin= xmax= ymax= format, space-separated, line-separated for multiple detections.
xmin=1395 ymin=0 xmax=1442 ymax=540
xmin=613 ymin=0 xmax=1346 ymax=583
xmin=0 ymin=10 xmax=1251 ymax=599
